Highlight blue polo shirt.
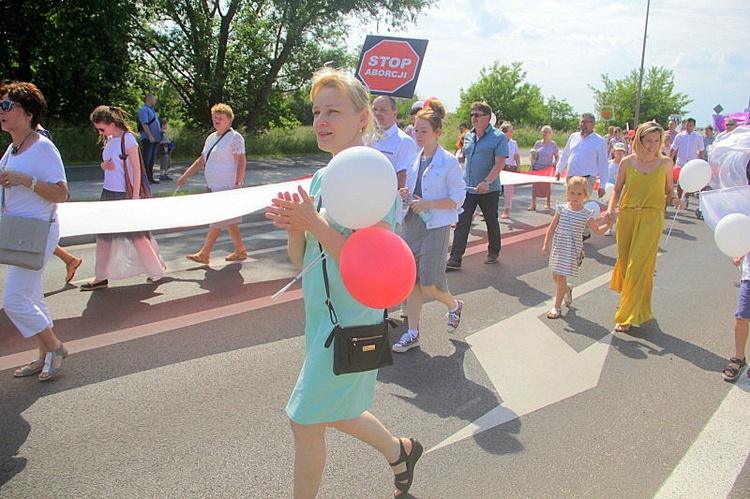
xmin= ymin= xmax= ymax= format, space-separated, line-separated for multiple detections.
xmin=462 ymin=125 xmax=509 ymax=192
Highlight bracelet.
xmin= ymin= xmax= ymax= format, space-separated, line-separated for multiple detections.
xmin=30 ymin=176 xmax=38 ymax=192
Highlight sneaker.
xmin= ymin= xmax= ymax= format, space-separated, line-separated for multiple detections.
xmin=392 ymin=331 xmax=420 ymax=353
xmin=582 ymin=233 xmax=591 ymax=241
xmin=484 ymin=254 xmax=498 ymax=264
xmin=604 ymin=228 xmax=614 ymax=236
xmin=446 ymin=300 xmax=463 ymax=333
xmin=446 ymin=260 xmax=462 ymax=271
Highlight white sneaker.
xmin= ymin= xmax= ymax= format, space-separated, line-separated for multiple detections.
xmin=392 ymin=331 xmax=420 ymax=353
xmin=604 ymin=228 xmax=613 ymax=236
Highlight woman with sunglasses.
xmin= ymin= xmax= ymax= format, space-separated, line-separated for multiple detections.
xmin=84 ymin=105 xmax=166 ymax=291
xmin=0 ymin=81 xmax=70 ymax=381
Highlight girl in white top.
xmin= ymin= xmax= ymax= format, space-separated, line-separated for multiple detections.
xmin=84 ymin=106 xmax=166 ymax=290
xmin=393 ymin=98 xmax=467 ymax=353
xmin=178 ymin=103 xmax=248 ymax=264
xmin=1 ymin=81 xmax=70 ymax=381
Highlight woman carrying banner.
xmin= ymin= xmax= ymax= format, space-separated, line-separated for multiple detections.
xmin=177 ymin=104 xmax=248 ymax=264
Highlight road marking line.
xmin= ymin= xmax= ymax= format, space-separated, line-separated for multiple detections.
xmin=655 ymin=374 xmax=750 ymax=498
xmin=0 ymin=289 xmax=303 ymax=372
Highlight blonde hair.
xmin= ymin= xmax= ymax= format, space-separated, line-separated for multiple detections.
xmin=310 ymin=66 xmax=375 ymax=137
xmin=415 ymin=98 xmax=446 ymax=133
xmin=541 ymin=125 xmax=552 ymax=134
xmin=566 ymin=176 xmax=590 ymax=201
xmin=211 ymin=103 xmax=234 ymax=122
xmin=632 ymin=121 xmax=664 ymax=158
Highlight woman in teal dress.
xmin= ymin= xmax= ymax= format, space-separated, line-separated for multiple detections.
xmin=265 ymin=67 xmax=422 ymax=499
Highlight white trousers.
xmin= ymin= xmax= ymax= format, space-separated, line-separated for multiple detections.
xmin=3 ymin=223 xmax=59 ymax=338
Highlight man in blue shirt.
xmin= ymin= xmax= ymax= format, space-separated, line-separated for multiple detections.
xmin=138 ymin=93 xmax=160 ymax=184
xmin=447 ymin=101 xmax=508 ymax=269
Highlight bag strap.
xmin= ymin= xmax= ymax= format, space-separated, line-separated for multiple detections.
xmin=205 ymin=129 xmax=231 ymax=164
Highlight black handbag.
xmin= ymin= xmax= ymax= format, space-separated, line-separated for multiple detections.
xmin=319 ymin=242 xmax=397 ymax=375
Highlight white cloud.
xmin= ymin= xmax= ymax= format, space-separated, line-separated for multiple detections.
xmin=347 ymin=0 xmax=750 ymax=124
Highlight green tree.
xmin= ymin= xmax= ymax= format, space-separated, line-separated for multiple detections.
xmin=0 ymin=0 xmax=137 ymax=122
xmin=457 ymin=62 xmax=547 ymax=127
xmin=589 ymin=66 xmax=692 ymax=130
xmin=136 ymin=0 xmax=432 ymax=129
xmin=545 ymin=95 xmax=578 ymax=131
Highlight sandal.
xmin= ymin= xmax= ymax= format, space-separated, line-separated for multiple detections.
xmin=564 ymin=286 xmax=573 ymax=307
xmin=14 ymin=357 xmax=45 ymax=378
xmin=65 ymin=257 xmax=83 ymax=284
xmin=389 ymin=437 xmax=423 ymax=498
xmin=614 ymin=323 xmax=631 ymax=333
xmin=722 ymin=357 xmax=746 ymax=382
xmin=186 ymin=253 xmax=210 ymax=265
xmin=546 ymin=307 xmax=562 ymax=319
xmin=38 ymin=344 xmax=68 ymax=382
xmin=225 ymin=251 xmax=248 ymax=262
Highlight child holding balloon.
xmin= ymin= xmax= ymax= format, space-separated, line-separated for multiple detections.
xmin=542 ymin=176 xmax=611 ymax=319
xmin=393 ymin=98 xmax=467 ymax=353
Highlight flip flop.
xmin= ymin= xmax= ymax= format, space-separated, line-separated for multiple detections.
xmin=65 ymin=257 xmax=83 ymax=283
xmin=614 ymin=323 xmax=631 ymax=333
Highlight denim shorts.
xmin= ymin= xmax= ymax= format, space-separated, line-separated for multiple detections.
xmin=737 ymin=280 xmax=750 ymax=320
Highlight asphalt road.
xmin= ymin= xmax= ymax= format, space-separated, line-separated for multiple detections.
xmin=0 ymin=158 xmax=748 ymax=498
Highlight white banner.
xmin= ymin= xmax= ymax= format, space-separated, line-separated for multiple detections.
xmin=58 ymin=177 xmax=312 ymax=237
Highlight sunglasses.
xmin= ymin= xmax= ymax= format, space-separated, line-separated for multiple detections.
xmin=470 ymin=113 xmax=487 ymax=118
xmin=726 ymin=123 xmax=737 ymax=128
xmin=0 ymin=100 xmax=18 ymax=112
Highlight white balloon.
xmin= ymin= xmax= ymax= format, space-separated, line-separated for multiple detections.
xmin=584 ymin=200 xmax=601 ymax=218
xmin=490 ymin=112 xmax=497 ymax=127
xmin=319 ymin=146 xmax=397 ymax=229
xmin=714 ymin=213 xmax=750 ymax=258
xmin=678 ymin=158 xmax=711 ymax=193
xmin=602 ymin=182 xmax=615 ymax=203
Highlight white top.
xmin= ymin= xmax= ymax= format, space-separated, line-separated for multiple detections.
xmin=371 ymin=123 xmax=418 ymax=174
xmin=102 ymin=132 xmax=139 ymax=193
xmin=506 ymin=139 xmax=519 ymax=167
xmin=203 ymin=129 xmax=245 ymax=191
xmin=742 ymin=253 xmax=750 ymax=282
xmin=404 ymin=146 xmax=466 ymax=229
xmin=556 ymin=132 xmax=609 ymax=181
xmin=1 ymin=136 xmax=66 ymax=221
xmin=670 ymin=131 xmax=705 ymax=166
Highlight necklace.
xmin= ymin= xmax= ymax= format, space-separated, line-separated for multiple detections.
xmin=11 ymin=130 xmax=36 ymax=155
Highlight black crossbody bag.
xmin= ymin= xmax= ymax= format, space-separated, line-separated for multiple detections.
xmin=319 ymin=242 xmax=397 ymax=375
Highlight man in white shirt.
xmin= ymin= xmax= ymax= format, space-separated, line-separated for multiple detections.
xmin=670 ymin=117 xmax=705 ymax=199
xmin=556 ymin=113 xmax=609 ymax=239
xmin=370 ymin=95 xmax=418 ymax=189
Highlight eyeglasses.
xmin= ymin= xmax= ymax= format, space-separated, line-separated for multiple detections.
xmin=470 ymin=113 xmax=487 ymax=118
xmin=0 ymin=100 xmax=18 ymax=112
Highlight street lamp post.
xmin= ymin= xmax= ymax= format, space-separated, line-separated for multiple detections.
xmin=634 ymin=0 xmax=651 ymax=126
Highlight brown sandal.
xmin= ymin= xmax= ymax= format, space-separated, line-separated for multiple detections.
xmin=65 ymin=257 xmax=83 ymax=283
xmin=225 ymin=251 xmax=248 ymax=261
xmin=186 ymin=253 xmax=210 ymax=264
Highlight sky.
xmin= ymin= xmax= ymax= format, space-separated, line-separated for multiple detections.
xmin=347 ymin=0 xmax=749 ymax=127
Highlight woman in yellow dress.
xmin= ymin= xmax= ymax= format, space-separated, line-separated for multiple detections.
xmin=603 ymin=122 xmax=684 ymax=333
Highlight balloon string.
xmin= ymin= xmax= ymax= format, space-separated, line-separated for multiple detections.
xmin=272 ymin=252 xmax=326 ymax=301
xmin=663 ymin=194 xmax=685 ymax=247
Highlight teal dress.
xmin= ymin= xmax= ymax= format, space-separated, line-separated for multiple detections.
xmin=286 ymin=168 xmax=398 ymax=424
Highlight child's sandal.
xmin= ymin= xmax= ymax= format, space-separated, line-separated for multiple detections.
xmin=722 ymin=357 xmax=746 ymax=382
xmin=546 ymin=307 xmax=562 ymax=319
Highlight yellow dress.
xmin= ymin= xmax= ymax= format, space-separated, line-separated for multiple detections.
xmin=610 ymin=161 xmax=668 ymax=326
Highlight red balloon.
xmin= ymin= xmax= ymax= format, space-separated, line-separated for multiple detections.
xmin=339 ymin=227 xmax=416 ymax=309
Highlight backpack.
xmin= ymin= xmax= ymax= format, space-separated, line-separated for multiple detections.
xmin=120 ymin=133 xmax=153 ymax=199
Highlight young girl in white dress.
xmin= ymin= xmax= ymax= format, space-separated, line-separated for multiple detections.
xmin=542 ymin=176 xmax=610 ymax=319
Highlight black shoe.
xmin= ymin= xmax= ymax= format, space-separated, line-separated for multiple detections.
xmin=158 ymin=175 xmax=171 ymax=182
xmin=80 ymin=279 xmax=108 ymax=291
xmin=582 ymin=233 xmax=591 ymax=241
xmin=149 ymin=178 xmax=160 ymax=184
xmin=446 ymin=260 xmax=462 ymax=271
xmin=484 ymin=254 xmax=499 ymax=264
